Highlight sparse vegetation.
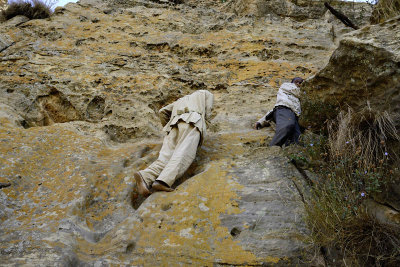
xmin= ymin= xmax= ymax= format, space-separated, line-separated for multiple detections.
xmin=288 ymin=104 xmax=400 ymax=265
xmin=299 ymin=94 xmax=338 ymax=134
xmin=0 ymin=0 xmax=54 ymax=22
xmin=371 ymin=0 xmax=400 ymax=23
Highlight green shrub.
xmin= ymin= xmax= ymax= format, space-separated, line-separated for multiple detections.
xmin=0 ymin=0 xmax=54 ymax=22
xmin=299 ymin=94 xmax=338 ymax=135
xmin=288 ymin=106 xmax=400 ymax=265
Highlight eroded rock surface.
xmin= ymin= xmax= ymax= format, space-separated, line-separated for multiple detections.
xmin=304 ymin=15 xmax=400 ymax=127
xmin=0 ymin=0 xmax=371 ymax=265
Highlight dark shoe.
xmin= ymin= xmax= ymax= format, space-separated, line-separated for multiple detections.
xmin=152 ymin=180 xmax=174 ymax=192
xmin=134 ymin=172 xmax=151 ymax=197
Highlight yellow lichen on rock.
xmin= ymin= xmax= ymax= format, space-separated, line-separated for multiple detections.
xmin=73 ymin=136 xmax=282 ymax=265
xmin=0 ymin=0 xmax=374 ymax=265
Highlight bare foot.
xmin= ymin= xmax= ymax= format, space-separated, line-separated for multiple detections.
xmin=133 ymin=172 xmax=151 ymax=197
xmin=152 ymin=180 xmax=174 ymax=192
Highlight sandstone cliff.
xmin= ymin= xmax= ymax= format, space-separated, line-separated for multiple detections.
xmin=304 ymin=15 xmax=400 ymax=128
xmin=0 ymin=0 xmax=373 ymax=265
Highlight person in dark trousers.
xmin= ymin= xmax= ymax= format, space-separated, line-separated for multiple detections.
xmin=254 ymin=77 xmax=304 ymax=147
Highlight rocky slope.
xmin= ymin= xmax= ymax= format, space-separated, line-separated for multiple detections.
xmin=0 ymin=0 xmax=372 ymax=265
xmin=304 ymin=15 xmax=400 ymax=127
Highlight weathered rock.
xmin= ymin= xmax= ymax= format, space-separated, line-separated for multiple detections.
xmin=0 ymin=103 xmax=25 ymax=127
xmin=0 ymin=0 xmax=355 ymax=141
xmin=303 ymin=15 xmax=400 ymax=128
xmin=0 ymin=115 xmax=311 ymax=265
xmin=221 ymin=146 xmax=310 ymax=264
xmin=228 ymin=0 xmax=371 ymax=24
xmin=0 ymin=33 xmax=13 ymax=52
xmin=0 ymin=0 xmax=373 ymax=265
xmin=2 ymin=15 xmax=29 ymax=27
xmin=372 ymin=179 xmax=400 ymax=213
xmin=365 ymin=199 xmax=400 ymax=227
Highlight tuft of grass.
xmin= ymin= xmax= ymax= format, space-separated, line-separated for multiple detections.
xmin=288 ymin=105 xmax=400 ymax=265
xmin=0 ymin=0 xmax=54 ymax=22
xmin=327 ymin=105 xmax=399 ymax=181
xmin=371 ymin=0 xmax=400 ymax=23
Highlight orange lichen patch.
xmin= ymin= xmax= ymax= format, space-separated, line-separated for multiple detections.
xmin=191 ymin=60 xmax=220 ymax=71
xmin=202 ymin=30 xmax=238 ymax=45
xmin=0 ymin=239 xmax=22 ymax=251
xmin=0 ymin=177 xmax=9 ymax=183
xmin=266 ymin=256 xmax=283 ymax=264
xmin=190 ymin=57 xmax=311 ymax=86
xmin=42 ymin=240 xmax=66 ymax=249
xmin=203 ymin=131 xmax=265 ymax=162
xmin=0 ymin=72 xmax=39 ymax=85
xmin=235 ymin=41 xmax=265 ymax=53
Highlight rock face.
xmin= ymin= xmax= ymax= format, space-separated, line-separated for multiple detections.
xmin=0 ymin=0 xmax=371 ymax=265
xmin=230 ymin=0 xmax=371 ymax=24
xmin=304 ymin=15 xmax=400 ymax=127
xmin=0 ymin=33 xmax=13 ymax=52
xmin=0 ymin=120 xmax=309 ymax=265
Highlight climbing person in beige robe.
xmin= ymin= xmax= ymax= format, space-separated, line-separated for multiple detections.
xmin=134 ymin=90 xmax=214 ymax=196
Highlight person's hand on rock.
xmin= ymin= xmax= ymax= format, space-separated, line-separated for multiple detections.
xmin=254 ymin=122 xmax=262 ymax=130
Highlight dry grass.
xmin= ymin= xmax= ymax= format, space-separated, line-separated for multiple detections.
xmin=0 ymin=0 xmax=54 ymax=22
xmin=289 ymin=105 xmax=400 ymax=265
xmin=306 ymin=186 xmax=400 ymax=265
xmin=306 ymin=197 xmax=400 ymax=265
xmin=328 ymin=104 xmax=400 ymax=175
xmin=371 ymin=0 xmax=400 ymax=23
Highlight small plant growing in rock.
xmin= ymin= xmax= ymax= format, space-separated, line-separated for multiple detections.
xmin=0 ymin=0 xmax=54 ymax=22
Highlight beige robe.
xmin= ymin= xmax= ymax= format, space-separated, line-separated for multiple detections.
xmin=158 ymin=90 xmax=214 ymax=145
xmin=139 ymin=90 xmax=214 ymax=187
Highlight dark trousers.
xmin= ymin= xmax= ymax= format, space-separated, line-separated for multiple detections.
xmin=269 ymin=106 xmax=301 ymax=147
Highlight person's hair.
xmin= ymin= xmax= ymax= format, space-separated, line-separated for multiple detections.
xmin=291 ymin=77 xmax=304 ymax=84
